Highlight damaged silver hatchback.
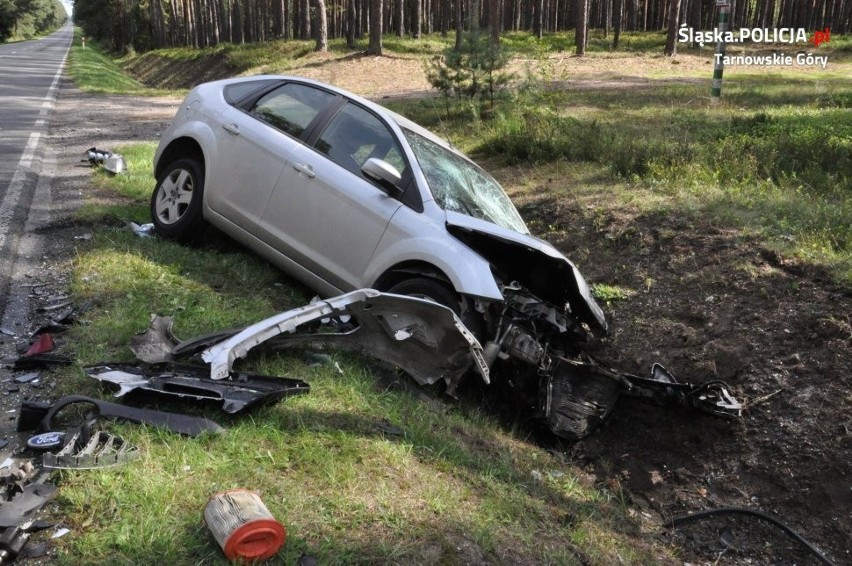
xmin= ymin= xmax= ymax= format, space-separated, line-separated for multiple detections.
xmin=152 ymin=76 xmax=740 ymax=439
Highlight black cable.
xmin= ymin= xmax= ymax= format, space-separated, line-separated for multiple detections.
xmin=663 ymin=507 xmax=836 ymax=566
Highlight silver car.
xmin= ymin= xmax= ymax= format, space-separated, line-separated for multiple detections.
xmin=151 ymin=76 xmax=615 ymax=439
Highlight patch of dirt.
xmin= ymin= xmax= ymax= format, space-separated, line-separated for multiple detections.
xmin=30 ymin=60 xmax=850 ymax=565
xmin=517 ymin=195 xmax=851 ymax=565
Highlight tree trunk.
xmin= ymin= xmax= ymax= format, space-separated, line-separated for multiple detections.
xmin=455 ymin=0 xmax=463 ymax=49
xmin=612 ymin=0 xmax=622 ymax=48
xmin=664 ymin=0 xmax=680 ymax=55
xmin=314 ymin=0 xmax=328 ymax=50
xmin=488 ymin=0 xmax=500 ymax=43
xmin=347 ymin=0 xmax=357 ymax=45
xmin=368 ymin=0 xmax=383 ymax=54
xmin=575 ymin=0 xmax=587 ymax=55
xmin=413 ymin=0 xmax=422 ymax=37
xmin=534 ymin=0 xmax=543 ymax=38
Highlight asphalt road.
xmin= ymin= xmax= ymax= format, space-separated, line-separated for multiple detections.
xmin=0 ymin=23 xmax=72 ymax=367
xmin=0 ymin=23 xmax=72 ymax=334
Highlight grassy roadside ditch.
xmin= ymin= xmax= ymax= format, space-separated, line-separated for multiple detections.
xmin=53 ymin=32 xmax=849 ymax=563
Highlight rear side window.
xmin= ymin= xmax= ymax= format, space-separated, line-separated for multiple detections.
xmin=250 ymin=83 xmax=337 ymax=138
xmin=223 ymin=79 xmax=279 ymax=104
xmin=315 ymin=102 xmax=407 ymax=180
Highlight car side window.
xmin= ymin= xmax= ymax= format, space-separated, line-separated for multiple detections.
xmin=315 ymin=103 xmax=407 ymax=181
xmin=250 ymin=83 xmax=337 ymax=138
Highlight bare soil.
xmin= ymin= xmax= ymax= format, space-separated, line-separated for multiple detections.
xmin=26 ymin=56 xmax=851 ymax=565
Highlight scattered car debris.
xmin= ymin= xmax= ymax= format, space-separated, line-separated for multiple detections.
xmin=129 ymin=222 xmax=155 ymax=238
xmin=44 ymin=429 xmax=139 ymax=470
xmin=17 ymin=395 xmax=225 ymax=438
xmin=84 ymin=362 xmax=310 ymax=414
xmin=26 ymin=432 xmax=65 ymax=451
xmin=204 ymin=489 xmax=286 ymax=562
xmin=36 ymin=300 xmax=73 ymax=313
xmin=0 ymin=483 xmax=57 ymax=528
xmin=12 ymin=352 xmax=73 ymax=371
xmin=83 ymin=147 xmax=126 ymax=174
xmin=23 ymin=334 xmax=55 ymax=357
xmin=50 ymin=528 xmax=70 ymax=539
xmin=13 ymin=371 xmax=40 ymax=384
xmin=130 ymin=315 xmax=177 ymax=363
xmin=0 ymin=526 xmax=30 ymax=561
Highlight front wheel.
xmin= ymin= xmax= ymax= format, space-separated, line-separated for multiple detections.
xmin=151 ymin=158 xmax=208 ymax=241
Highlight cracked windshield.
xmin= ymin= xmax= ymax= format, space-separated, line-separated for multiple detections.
xmin=404 ymin=130 xmax=529 ymax=234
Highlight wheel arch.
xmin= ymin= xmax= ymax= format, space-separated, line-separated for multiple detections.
xmin=155 ymin=137 xmax=206 ymax=180
xmin=372 ymin=261 xmax=455 ymax=293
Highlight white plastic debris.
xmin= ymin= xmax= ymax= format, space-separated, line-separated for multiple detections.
xmin=129 ymin=222 xmax=156 ymax=238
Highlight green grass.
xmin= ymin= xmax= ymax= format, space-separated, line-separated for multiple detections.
xmin=69 ymin=30 xmax=176 ymax=95
xmin=54 ymin=144 xmax=663 ymax=563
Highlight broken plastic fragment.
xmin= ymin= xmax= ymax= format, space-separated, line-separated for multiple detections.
xmin=17 ymin=395 xmax=224 ymax=437
xmin=43 ymin=430 xmax=139 ymax=470
xmin=85 ymin=362 xmax=309 ymax=414
xmin=129 ymin=222 xmax=155 ymax=238
xmin=200 ymin=289 xmax=489 ymax=394
xmin=13 ymin=372 xmax=40 ymax=384
xmin=24 ymin=334 xmax=54 ymax=357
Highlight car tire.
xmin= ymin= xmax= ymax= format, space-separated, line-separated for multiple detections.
xmin=150 ymin=158 xmax=208 ymax=241
xmin=546 ymin=364 xmax=621 ymax=441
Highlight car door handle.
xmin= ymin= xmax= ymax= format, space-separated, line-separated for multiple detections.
xmin=292 ymin=163 xmax=315 ymax=178
xmin=222 ymin=123 xmax=240 ymax=135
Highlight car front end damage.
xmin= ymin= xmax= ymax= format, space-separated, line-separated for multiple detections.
xmin=444 ymin=218 xmax=741 ymax=439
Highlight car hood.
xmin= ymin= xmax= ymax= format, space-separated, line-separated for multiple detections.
xmin=445 ymin=211 xmax=608 ymax=333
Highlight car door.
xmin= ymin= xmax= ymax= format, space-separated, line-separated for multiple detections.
xmin=206 ymin=82 xmax=338 ymax=236
xmin=257 ymin=101 xmax=409 ymax=290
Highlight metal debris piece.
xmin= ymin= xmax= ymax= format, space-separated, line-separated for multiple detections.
xmin=130 ymin=315 xmax=177 ymax=363
xmin=200 ymin=289 xmax=489 ymax=394
xmin=36 ymin=300 xmax=73 ymax=313
xmin=44 ymin=430 xmax=139 ymax=470
xmin=0 ymin=483 xmax=58 ymax=528
xmin=13 ymin=372 xmax=40 ymax=384
xmin=17 ymin=395 xmax=225 ymax=437
xmin=84 ymin=362 xmax=310 ymax=414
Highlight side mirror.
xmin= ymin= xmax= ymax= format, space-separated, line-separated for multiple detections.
xmin=362 ymin=158 xmax=403 ymax=197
